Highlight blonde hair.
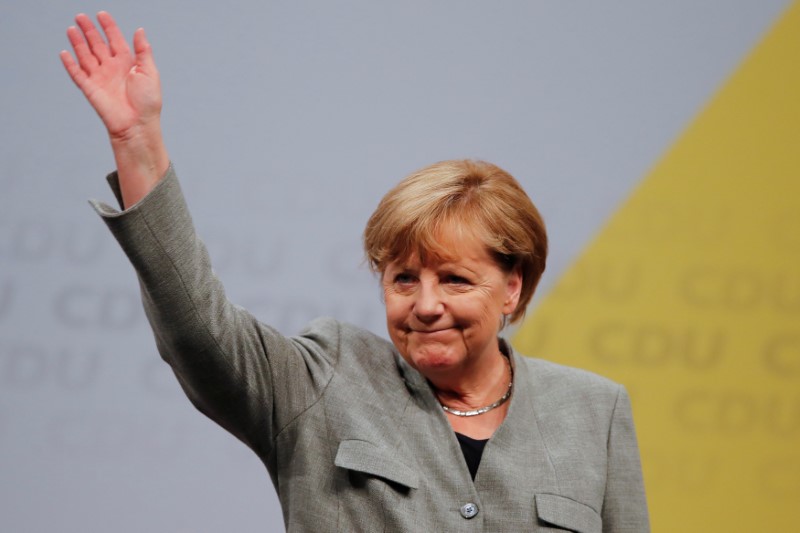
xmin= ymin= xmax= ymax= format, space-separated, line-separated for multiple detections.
xmin=363 ymin=160 xmax=547 ymax=323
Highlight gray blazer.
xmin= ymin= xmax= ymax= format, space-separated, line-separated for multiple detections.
xmin=92 ymin=165 xmax=649 ymax=533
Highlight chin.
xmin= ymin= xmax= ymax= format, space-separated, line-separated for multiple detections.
xmin=408 ymin=348 xmax=464 ymax=374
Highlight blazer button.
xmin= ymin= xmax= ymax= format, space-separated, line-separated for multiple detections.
xmin=460 ymin=502 xmax=479 ymax=519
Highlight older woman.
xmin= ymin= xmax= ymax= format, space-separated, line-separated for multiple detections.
xmin=62 ymin=12 xmax=649 ymax=533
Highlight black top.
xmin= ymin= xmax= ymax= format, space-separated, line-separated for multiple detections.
xmin=455 ymin=432 xmax=489 ymax=480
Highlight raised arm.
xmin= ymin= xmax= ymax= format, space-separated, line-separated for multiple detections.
xmin=61 ymin=11 xmax=168 ymax=208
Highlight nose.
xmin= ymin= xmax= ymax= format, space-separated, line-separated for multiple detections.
xmin=413 ymin=279 xmax=444 ymax=323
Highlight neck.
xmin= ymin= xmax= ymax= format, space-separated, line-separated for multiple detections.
xmin=429 ymin=350 xmax=511 ymax=410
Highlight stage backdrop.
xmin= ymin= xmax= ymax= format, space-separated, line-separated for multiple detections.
xmin=0 ymin=1 xmax=796 ymax=531
xmin=514 ymin=3 xmax=800 ymax=531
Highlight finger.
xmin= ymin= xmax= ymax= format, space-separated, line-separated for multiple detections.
xmin=75 ymin=13 xmax=111 ymax=63
xmin=133 ymin=28 xmax=157 ymax=73
xmin=66 ymin=25 xmax=99 ymax=74
xmin=97 ymin=11 xmax=131 ymax=58
xmin=60 ymin=49 xmax=90 ymax=90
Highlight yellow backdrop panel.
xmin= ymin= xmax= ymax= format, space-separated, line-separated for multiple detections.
xmin=514 ymin=2 xmax=800 ymax=531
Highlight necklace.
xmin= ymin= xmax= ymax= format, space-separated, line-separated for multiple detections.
xmin=439 ymin=356 xmax=513 ymax=417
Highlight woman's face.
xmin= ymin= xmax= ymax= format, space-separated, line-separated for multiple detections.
xmin=382 ymin=230 xmax=521 ymax=378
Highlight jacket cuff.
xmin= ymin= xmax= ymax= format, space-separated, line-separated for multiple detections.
xmin=87 ymin=162 xmax=198 ymax=268
xmin=88 ymin=162 xmax=179 ymax=218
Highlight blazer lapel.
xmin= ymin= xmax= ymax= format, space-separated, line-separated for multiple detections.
xmin=475 ymin=349 xmax=559 ymax=495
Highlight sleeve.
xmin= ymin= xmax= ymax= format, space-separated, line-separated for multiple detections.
xmin=602 ymin=386 xmax=650 ymax=533
xmin=89 ymin=165 xmax=337 ymax=457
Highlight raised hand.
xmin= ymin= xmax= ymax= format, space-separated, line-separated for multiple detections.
xmin=61 ymin=12 xmax=169 ymax=208
xmin=61 ymin=12 xmax=161 ymax=139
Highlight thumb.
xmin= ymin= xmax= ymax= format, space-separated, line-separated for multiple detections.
xmin=133 ymin=28 xmax=158 ymax=74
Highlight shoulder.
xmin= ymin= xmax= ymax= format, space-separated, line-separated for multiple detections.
xmin=512 ymin=349 xmax=625 ymax=418
xmin=294 ymin=318 xmax=415 ymax=403
xmin=296 ymin=317 xmax=394 ymax=350
xmin=294 ymin=317 xmax=398 ymax=369
xmin=518 ymin=354 xmax=620 ymax=394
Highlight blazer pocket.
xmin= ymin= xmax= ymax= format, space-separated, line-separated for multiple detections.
xmin=334 ymin=439 xmax=419 ymax=490
xmin=535 ymin=493 xmax=601 ymax=533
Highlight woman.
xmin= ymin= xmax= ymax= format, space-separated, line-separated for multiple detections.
xmin=61 ymin=12 xmax=649 ymax=532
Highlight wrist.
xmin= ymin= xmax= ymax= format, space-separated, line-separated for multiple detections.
xmin=108 ymin=117 xmax=163 ymax=150
xmin=108 ymin=120 xmax=170 ymax=208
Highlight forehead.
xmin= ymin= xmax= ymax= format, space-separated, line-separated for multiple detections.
xmin=390 ymin=223 xmax=494 ymax=269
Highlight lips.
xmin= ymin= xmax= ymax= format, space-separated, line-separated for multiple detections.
xmin=409 ymin=327 xmax=458 ymax=337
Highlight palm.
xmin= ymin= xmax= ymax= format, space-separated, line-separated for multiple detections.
xmin=61 ymin=12 xmax=161 ymax=138
xmin=81 ymin=51 xmax=152 ymax=135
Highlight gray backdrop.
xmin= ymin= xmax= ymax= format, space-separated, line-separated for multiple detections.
xmin=0 ymin=1 xmax=790 ymax=531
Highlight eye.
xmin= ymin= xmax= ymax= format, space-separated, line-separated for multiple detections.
xmin=443 ymin=274 xmax=470 ymax=285
xmin=393 ymin=272 xmax=417 ymax=285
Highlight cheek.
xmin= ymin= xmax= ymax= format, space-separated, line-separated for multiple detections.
xmin=469 ymin=290 xmax=503 ymax=319
xmin=456 ymin=295 xmax=503 ymax=336
xmin=383 ymin=295 xmax=406 ymax=327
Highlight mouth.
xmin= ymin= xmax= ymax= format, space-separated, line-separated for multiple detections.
xmin=408 ymin=327 xmax=457 ymax=335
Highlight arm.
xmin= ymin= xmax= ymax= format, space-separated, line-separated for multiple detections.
xmin=61 ymin=11 xmax=168 ymax=208
xmin=65 ymin=13 xmax=336 ymax=455
xmin=602 ymin=386 xmax=650 ymax=533
xmin=92 ymin=168 xmax=337 ymax=454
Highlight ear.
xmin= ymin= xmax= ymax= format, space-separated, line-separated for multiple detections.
xmin=502 ymin=267 xmax=523 ymax=315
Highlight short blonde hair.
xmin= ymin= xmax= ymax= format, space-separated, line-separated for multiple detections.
xmin=363 ymin=159 xmax=547 ymax=323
